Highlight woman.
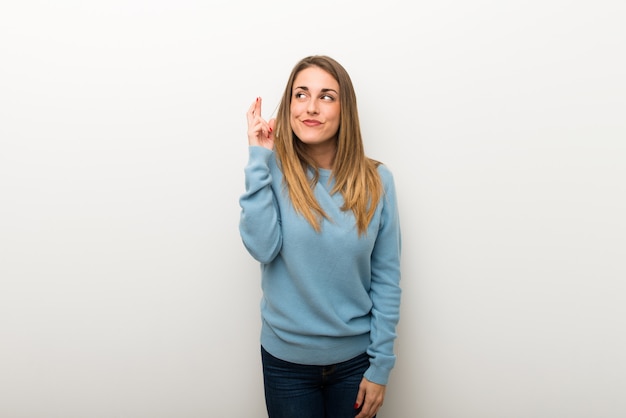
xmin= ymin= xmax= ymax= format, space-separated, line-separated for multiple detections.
xmin=239 ymin=55 xmax=401 ymax=418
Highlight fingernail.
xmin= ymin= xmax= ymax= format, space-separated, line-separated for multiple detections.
xmin=354 ymin=403 xmax=359 ymax=409
xmin=256 ymin=97 xmax=259 ymax=102
xmin=269 ymin=127 xmax=273 ymax=133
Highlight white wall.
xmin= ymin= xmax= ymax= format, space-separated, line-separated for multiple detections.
xmin=1 ymin=1 xmax=624 ymax=417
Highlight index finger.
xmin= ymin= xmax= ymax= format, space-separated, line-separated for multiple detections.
xmin=252 ymin=96 xmax=263 ymax=115
xmin=247 ymin=97 xmax=264 ymax=124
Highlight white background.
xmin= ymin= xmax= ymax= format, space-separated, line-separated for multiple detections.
xmin=1 ymin=1 xmax=625 ymax=417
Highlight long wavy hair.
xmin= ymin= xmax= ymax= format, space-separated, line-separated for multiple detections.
xmin=273 ymin=55 xmax=383 ymax=236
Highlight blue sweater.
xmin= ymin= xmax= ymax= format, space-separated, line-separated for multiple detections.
xmin=239 ymin=146 xmax=401 ymax=385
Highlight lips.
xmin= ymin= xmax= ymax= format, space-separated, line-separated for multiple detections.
xmin=302 ymin=119 xmax=321 ymax=127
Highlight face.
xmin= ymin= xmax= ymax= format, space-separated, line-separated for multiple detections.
xmin=290 ymin=66 xmax=341 ymax=150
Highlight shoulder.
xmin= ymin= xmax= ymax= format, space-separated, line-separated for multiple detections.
xmin=375 ymin=162 xmax=396 ymax=188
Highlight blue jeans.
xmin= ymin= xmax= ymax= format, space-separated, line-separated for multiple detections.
xmin=261 ymin=346 xmax=373 ymax=418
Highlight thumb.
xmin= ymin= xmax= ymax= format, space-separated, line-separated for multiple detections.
xmin=268 ymin=118 xmax=276 ymax=138
xmin=354 ymin=380 xmax=366 ymax=410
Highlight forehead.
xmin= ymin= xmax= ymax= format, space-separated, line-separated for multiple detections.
xmin=293 ymin=66 xmax=339 ymax=90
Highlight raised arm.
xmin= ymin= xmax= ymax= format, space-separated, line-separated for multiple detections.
xmin=239 ymin=98 xmax=282 ymax=263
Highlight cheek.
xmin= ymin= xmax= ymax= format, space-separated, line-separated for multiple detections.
xmin=328 ymin=105 xmax=340 ymax=120
xmin=290 ymin=102 xmax=304 ymax=115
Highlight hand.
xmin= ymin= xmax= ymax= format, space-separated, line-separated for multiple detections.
xmin=246 ymin=97 xmax=275 ymax=150
xmin=354 ymin=377 xmax=386 ymax=418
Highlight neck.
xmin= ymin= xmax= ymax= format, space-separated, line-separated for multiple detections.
xmin=304 ymin=140 xmax=337 ymax=169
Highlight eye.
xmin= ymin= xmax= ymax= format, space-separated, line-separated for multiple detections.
xmin=321 ymin=94 xmax=335 ymax=101
xmin=294 ymin=92 xmax=307 ymax=99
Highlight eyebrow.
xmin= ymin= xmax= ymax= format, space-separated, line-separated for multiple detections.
xmin=294 ymin=86 xmax=339 ymax=94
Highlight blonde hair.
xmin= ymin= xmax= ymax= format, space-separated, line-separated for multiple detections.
xmin=273 ymin=55 xmax=383 ymax=236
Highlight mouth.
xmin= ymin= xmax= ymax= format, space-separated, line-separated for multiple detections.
xmin=302 ymin=119 xmax=322 ymax=127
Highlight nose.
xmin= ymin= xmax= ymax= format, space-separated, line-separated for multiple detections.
xmin=306 ymin=98 xmax=319 ymax=115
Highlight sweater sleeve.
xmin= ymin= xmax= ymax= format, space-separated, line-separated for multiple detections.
xmin=238 ymin=146 xmax=283 ymax=264
xmin=363 ymin=165 xmax=402 ymax=385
